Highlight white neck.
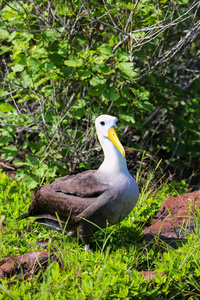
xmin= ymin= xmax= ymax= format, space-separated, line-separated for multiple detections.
xmin=96 ymin=134 xmax=128 ymax=175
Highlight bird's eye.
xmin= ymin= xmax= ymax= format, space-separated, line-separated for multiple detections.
xmin=100 ymin=121 xmax=105 ymax=126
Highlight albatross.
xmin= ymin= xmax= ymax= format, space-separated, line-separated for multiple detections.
xmin=18 ymin=115 xmax=139 ymax=249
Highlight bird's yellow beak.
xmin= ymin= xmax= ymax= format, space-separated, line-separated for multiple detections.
xmin=108 ymin=126 xmax=126 ymax=158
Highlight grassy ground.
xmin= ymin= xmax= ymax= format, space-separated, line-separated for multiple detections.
xmin=0 ymin=170 xmax=200 ymax=299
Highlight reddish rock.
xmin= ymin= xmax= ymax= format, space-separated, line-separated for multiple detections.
xmin=0 ymin=251 xmax=61 ymax=279
xmin=143 ymin=190 xmax=200 ymax=245
xmin=139 ymin=270 xmax=164 ymax=279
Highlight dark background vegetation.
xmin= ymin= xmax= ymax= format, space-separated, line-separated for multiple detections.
xmin=0 ymin=0 xmax=200 ymax=188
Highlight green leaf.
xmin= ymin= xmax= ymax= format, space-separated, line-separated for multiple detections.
xmin=48 ymin=53 xmax=63 ymax=67
xmin=22 ymin=175 xmax=39 ymax=189
xmin=42 ymin=28 xmax=59 ymax=41
xmin=21 ymin=32 xmax=34 ymax=41
xmin=113 ymin=97 xmax=129 ymax=107
xmin=64 ymin=59 xmax=83 ymax=67
xmin=26 ymin=155 xmax=39 ymax=165
xmin=29 ymin=142 xmax=44 ymax=152
xmin=116 ymin=62 xmax=137 ymax=77
xmin=0 ymin=29 xmax=9 ymax=40
xmin=77 ymin=70 xmax=92 ymax=79
xmin=73 ymin=108 xmax=85 ymax=120
xmin=0 ymin=136 xmax=14 ymax=147
xmin=34 ymin=78 xmax=49 ymax=88
xmin=11 ymin=64 xmax=24 ymax=73
xmin=94 ymin=64 xmax=112 ymax=74
xmin=13 ymin=160 xmax=25 ymax=167
xmin=119 ymin=113 xmax=135 ymax=124
xmin=93 ymin=54 xmax=108 ymax=64
xmin=0 ymin=45 xmax=11 ymax=55
xmin=15 ymin=54 xmax=27 ymax=65
xmin=33 ymin=164 xmax=48 ymax=177
xmin=0 ymin=146 xmax=18 ymax=160
xmin=103 ymin=87 xmax=119 ymax=101
xmin=121 ymin=2 xmax=134 ymax=10
xmin=90 ymin=75 xmax=106 ymax=86
xmin=133 ymin=51 xmax=146 ymax=61
xmin=138 ymin=101 xmax=154 ymax=111
xmin=61 ymin=67 xmax=73 ymax=77
xmin=98 ymin=44 xmax=113 ymax=56
xmin=0 ymin=103 xmax=15 ymax=112
xmin=139 ymin=91 xmax=150 ymax=100
xmin=2 ymin=11 xmax=15 ymax=20
xmin=121 ymin=87 xmax=132 ymax=100
xmin=115 ymin=49 xmax=130 ymax=61
xmin=88 ymin=87 xmax=104 ymax=96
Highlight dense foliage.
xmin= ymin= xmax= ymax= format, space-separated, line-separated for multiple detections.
xmin=0 ymin=0 xmax=200 ymax=186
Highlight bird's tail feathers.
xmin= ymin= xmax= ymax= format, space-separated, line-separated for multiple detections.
xmin=17 ymin=213 xmax=75 ymax=236
xmin=34 ymin=215 xmax=75 ymax=236
xmin=17 ymin=212 xmax=29 ymax=220
xmin=34 ymin=217 xmax=63 ymax=232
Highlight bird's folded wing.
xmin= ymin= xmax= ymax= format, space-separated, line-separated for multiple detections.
xmin=50 ymin=170 xmax=108 ymax=198
xmin=74 ymin=190 xmax=113 ymax=223
xmin=25 ymin=170 xmax=110 ymax=224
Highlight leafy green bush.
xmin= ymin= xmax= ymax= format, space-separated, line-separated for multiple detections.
xmin=0 ymin=0 xmax=199 ymax=186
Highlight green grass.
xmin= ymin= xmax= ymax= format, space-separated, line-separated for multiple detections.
xmin=0 ymin=170 xmax=200 ymax=299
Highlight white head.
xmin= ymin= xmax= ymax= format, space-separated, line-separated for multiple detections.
xmin=95 ymin=115 xmax=117 ymax=138
xmin=95 ymin=115 xmax=127 ymax=175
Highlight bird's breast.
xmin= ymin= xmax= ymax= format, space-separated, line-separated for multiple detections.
xmin=104 ymin=174 xmax=139 ymax=224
